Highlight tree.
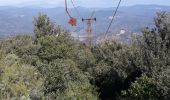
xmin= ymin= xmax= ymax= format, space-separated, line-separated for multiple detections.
xmin=133 ymin=12 xmax=170 ymax=100
xmin=36 ymin=58 xmax=98 ymax=99
xmin=120 ymin=74 xmax=162 ymax=100
xmin=0 ymin=35 xmax=39 ymax=64
xmin=33 ymin=19 xmax=98 ymax=99
xmin=37 ymin=34 xmax=76 ymax=62
xmin=33 ymin=13 xmax=55 ymax=39
xmin=0 ymin=53 xmax=44 ymax=100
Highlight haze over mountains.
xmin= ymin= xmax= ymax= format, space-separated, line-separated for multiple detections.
xmin=0 ymin=5 xmax=170 ymax=41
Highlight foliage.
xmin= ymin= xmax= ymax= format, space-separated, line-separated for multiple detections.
xmin=137 ymin=12 xmax=170 ymax=99
xmin=0 ymin=53 xmax=44 ymax=99
xmin=0 ymin=12 xmax=170 ymax=100
xmin=33 ymin=13 xmax=65 ymax=39
xmin=120 ymin=74 xmax=162 ymax=100
xmin=37 ymin=34 xmax=75 ymax=61
xmin=38 ymin=59 xmax=97 ymax=99
xmin=33 ymin=14 xmax=98 ymax=99
xmin=33 ymin=13 xmax=55 ymax=39
xmin=0 ymin=35 xmax=39 ymax=64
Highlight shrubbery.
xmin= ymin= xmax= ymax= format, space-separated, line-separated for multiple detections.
xmin=0 ymin=12 xmax=169 ymax=100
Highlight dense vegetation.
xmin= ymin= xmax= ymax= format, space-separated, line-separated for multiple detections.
xmin=0 ymin=12 xmax=169 ymax=100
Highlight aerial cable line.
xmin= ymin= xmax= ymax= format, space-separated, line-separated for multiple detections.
xmin=96 ymin=0 xmax=122 ymax=59
xmin=70 ymin=0 xmax=83 ymax=18
xmin=71 ymin=0 xmax=96 ymax=20
xmin=104 ymin=0 xmax=122 ymax=39
xmin=90 ymin=10 xmax=95 ymax=19
xmin=65 ymin=0 xmax=72 ymax=18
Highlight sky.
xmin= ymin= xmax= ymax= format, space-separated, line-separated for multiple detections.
xmin=0 ymin=0 xmax=170 ymax=7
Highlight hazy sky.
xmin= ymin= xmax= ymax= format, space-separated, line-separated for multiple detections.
xmin=0 ymin=0 xmax=170 ymax=7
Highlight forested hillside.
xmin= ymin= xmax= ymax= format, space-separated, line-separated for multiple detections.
xmin=0 ymin=12 xmax=170 ymax=100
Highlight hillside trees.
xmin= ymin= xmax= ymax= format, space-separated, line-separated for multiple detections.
xmin=0 ymin=53 xmax=44 ymax=99
xmin=137 ymin=12 xmax=170 ymax=99
xmin=33 ymin=13 xmax=66 ymax=39
xmin=117 ymin=12 xmax=170 ymax=100
xmin=90 ymin=41 xmax=144 ymax=99
xmin=33 ymin=13 xmax=55 ymax=38
xmin=35 ymin=35 xmax=98 ymax=99
xmin=86 ymin=12 xmax=170 ymax=100
xmin=0 ymin=12 xmax=169 ymax=100
xmin=0 ymin=36 xmax=39 ymax=64
xmin=120 ymin=74 xmax=162 ymax=100
xmin=33 ymin=14 xmax=98 ymax=99
xmin=0 ymin=13 xmax=99 ymax=99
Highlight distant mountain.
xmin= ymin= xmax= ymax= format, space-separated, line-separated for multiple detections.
xmin=0 ymin=5 xmax=170 ymax=41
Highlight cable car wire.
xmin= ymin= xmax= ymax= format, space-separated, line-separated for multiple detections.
xmin=104 ymin=0 xmax=122 ymax=39
xmin=65 ymin=0 xmax=72 ymax=18
xmin=71 ymin=0 xmax=83 ymax=18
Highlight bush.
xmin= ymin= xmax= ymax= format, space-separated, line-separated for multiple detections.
xmin=0 ymin=54 xmax=44 ymax=99
xmin=120 ymin=74 xmax=162 ymax=100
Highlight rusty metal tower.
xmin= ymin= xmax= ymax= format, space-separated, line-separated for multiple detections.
xmin=82 ymin=16 xmax=96 ymax=47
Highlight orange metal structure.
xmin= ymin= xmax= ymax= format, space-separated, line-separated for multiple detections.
xmin=65 ymin=0 xmax=96 ymax=47
xmin=65 ymin=0 xmax=77 ymax=26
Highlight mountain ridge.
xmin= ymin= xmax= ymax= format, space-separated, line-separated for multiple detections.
xmin=0 ymin=5 xmax=169 ymax=41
